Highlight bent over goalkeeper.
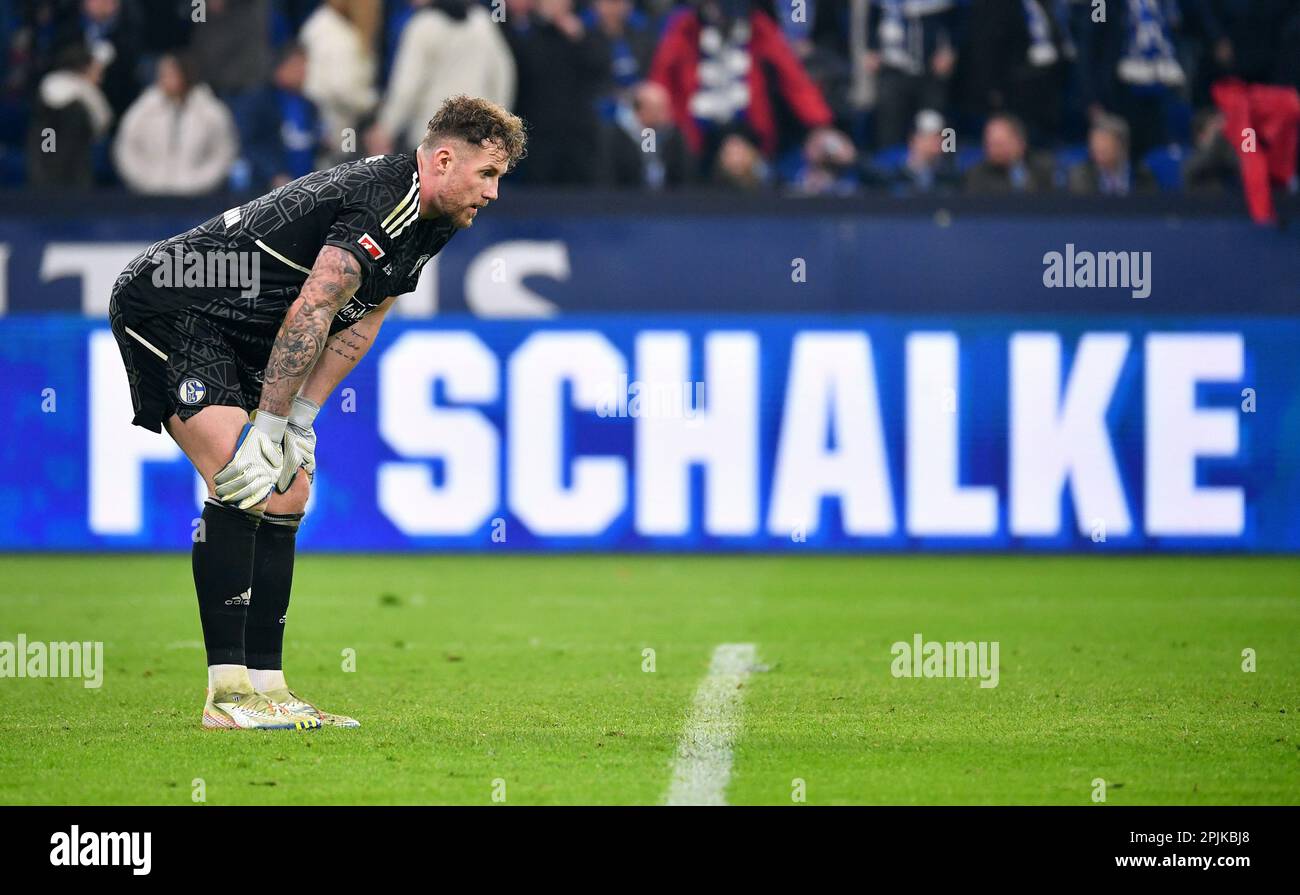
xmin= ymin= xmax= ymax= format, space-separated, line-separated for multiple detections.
xmin=107 ymin=96 xmax=526 ymax=730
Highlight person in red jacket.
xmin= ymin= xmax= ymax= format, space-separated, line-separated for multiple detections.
xmin=1199 ymin=1 xmax=1300 ymax=226
xmin=648 ymin=0 xmax=842 ymax=176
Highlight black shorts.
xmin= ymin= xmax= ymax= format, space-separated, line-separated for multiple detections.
xmin=108 ymin=277 xmax=266 ymax=433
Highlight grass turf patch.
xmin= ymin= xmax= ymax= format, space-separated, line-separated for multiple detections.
xmin=0 ymin=555 xmax=1295 ymax=805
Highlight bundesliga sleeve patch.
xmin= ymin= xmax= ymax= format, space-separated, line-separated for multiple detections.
xmin=357 ymin=233 xmax=385 ymax=261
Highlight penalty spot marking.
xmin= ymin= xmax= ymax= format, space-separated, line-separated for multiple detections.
xmin=665 ymin=642 xmax=759 ymax=806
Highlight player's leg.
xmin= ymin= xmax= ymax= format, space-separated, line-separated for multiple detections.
xmin=245 ymin=475 xmax=306 ymax=693
xmin=164 ymin=405 xmax=320 ymax=731
xmin=165 ymin=404 xmax=260 ymax=678
xmin=109 ymin=278 xmax=317 ymax=730
xmin=246 ymin=472 xmax=361 ymax=727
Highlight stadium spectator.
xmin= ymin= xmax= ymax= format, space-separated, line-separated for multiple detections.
xmin=112 ymin=53 xmax=237 ymax=195
xmin=189 ymin=0 xmax=272 ymax=97
xmin=587 ymin=0 xmax=659 ymax=121
xmin=791 ymin=125 xmax=862 ymax=195
xmin=0 ymin=0 xmax=1293 ymax=216
xmin=242 ymin=42 xmax=321 ymax=188
xmin=964 ymin=113 xmax=1054 ymax=193
xmin=366 ymin=0 xmax=515 ymax=155
xmin=1182 ymin=107 xmax=1239 ymax=194
xmin=1070 ymin=0 xmax=1187 ymax=160
xmin=648 ymin=0 xmax=839 ymax=173
xmin=864 ymin=0 xmax=960 ymax=149
xmin=798 ymin=1 xmax=859 ymax=140
xmin=53 ymin=0 xmax=147 ymax=120
xmin=1067 ymin=113 xmax=1157 ymax=195
xmin=961 ymin=0 xmax=1071 ymax=145
xmin=505 ymin=0 xmax=609 ymax=184
xmin=710 ymin=126 xmax=771 ymax=190
xmin=25 ymin=44 xmax=112 ymax=188
xmin=299 ymin=0 xmax=379 ymax=160
xmin=1200 ymin=0 xmax=1300 ymax=224
xmin=5 ymin=2 xmax=60 ymax=103
xmin=189 ymin=0 xmax=273 ymax=171
xmin=887 ymin=108 xmax=961 ymax=195
xmin=599 ymin=80 xmax=694 ymax=189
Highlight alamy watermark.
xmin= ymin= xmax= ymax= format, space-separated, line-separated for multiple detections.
xmin=891 ymin=633 xmax=999 ymax=688
xmin=595 ymin=374 xmax=705 ymax=419
xmin=50 ymin=826 xmax=150 ymax=875
xmin=1042 ymin=243 xmax=1151 ymax=298
xmin=0 ymin=634 xmax=103 ymax=688
xmin=151 ymin=244 xmax=261 ymax=298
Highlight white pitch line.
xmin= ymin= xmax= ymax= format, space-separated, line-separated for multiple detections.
xmin=665 ymin=642 xmax=758 ymax=806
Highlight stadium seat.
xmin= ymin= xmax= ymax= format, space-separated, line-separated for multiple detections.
xmin=775 ymin=146 xmax=806 ymax=184
xmin=1144 ymin=145 xmax=1186 ymax=191
xmin=0 ymin=148 xmax=23 ymax=186
xmin=955 ymin=145 xmax=984 ymax=172
xmin=1053 ymin=143 xmax=1089 ymax=188
xmin=872 ymin=145 xmax=908 ymax=170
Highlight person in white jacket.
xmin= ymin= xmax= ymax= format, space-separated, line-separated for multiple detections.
xmin=113 ymin=54 xmax=238 ymax=195
xmin=366 ymin=0 xmax=516 ymax=154
xmin=300 ymin=0 xmax=379 ymax=159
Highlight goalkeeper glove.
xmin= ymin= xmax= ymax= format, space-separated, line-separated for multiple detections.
xmin=276 ymin=395 xmax=319 ymax=493
xmin=214 ymin=410 xmax=286 ymax=510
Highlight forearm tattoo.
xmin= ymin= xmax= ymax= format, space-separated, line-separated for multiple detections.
xmin=324 ymin=323 xmax=373 ymax=364
xmin=260 ymin=247 xmax=361 ymax=415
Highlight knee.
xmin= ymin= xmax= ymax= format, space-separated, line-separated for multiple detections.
xmin=266 ymin=470 xmax=310 ymax=517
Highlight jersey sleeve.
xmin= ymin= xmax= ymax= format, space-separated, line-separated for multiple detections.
xmin=393 ymin=265 xmax=425 ymax=298
xmin=323 ymin=162 xmax=421 ymax=279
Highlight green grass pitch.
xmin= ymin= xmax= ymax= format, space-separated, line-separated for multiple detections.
xmin=0 ymin=555 xmax=1296 ymax=805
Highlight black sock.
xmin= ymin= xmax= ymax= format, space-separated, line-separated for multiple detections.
xmin=193 ymin=498 xmax=261 ymax=667
xmin=245 ymin=511 xmax=301 ymax=672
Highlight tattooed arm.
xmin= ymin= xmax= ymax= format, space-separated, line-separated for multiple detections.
xmin=259 ymin=245 xmax=363 ymax=415
xmin=299 ymin=294 xmax=397 ymax=405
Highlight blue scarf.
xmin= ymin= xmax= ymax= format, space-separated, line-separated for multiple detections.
xmin=1021 ymin=0 xmax=1059 ymax=68
xmin=877 ymin=0 xmax=954 ymax=76
xmin=1117 ymin=0 xmax=1184 ymax=88
xmin=689 ymin=17 xmax=751 ymax=127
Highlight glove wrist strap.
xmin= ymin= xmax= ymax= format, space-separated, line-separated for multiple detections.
xmin=288 ymin=395 xmax=321 ymax=429
xmin=250 ymin=409 xmax=289 ymax=443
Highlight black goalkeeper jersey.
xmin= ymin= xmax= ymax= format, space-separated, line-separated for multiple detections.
xmin=115 ymin=152 xmax=457 ymax=344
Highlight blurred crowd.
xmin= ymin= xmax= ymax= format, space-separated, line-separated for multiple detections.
xmin=3 ymin=0 xmax=1298 ymax=222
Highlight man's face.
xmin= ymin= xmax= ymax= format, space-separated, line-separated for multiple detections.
xmin=910 ymin=130 xmax=942 ymax=164
xmin=1089 ymin=129 xmax=1123 ymax=170
xmin=83 ymin=0 xmax=119 ymax=23
xmin=274 ymin=51 xmax=306 ymax=92
xmin=634 ymin=82 xmax=671 ymax=129
xmin=984 ymin=121 xmax=1024 ymax=167
xmin=719 ymin=134 xmax=758 ymax=176
xmin=537 ymin=0 xmax=572 ymax=19
xmin=158 ymin=56 xmax=185 ymax=98
xmin=423 ymin=139 xmax=510 ymax=229
xmin=595 ymin=0 xmax=631 ymax=30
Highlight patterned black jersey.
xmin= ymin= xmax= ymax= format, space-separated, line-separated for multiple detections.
xmin=108 ymin=152 xmax=458 ymax=431
xmin=114 ymin=151 xmax=456 ymax=343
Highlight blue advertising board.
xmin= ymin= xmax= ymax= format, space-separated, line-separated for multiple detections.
xmin=3 ymin=197 xmax=1298 ymax=316
xmin=2 ymin=315 xmax=1295 ymax=551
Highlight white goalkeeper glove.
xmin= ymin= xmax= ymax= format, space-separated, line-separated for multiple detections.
xmin=214 ymin=410 xmax=286 ymax=510
xmin=276 ymin=395 xmax=319 ymax=493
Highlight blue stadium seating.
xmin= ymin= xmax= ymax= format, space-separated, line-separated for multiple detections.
xmin=1145 ymin=145 xmax=1187 ymax=191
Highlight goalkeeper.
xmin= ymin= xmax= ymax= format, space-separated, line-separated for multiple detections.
xmin=107 ymin=97 xmax=526 ymax=730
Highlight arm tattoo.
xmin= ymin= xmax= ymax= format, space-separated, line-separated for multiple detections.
xmin=323 ymin=323 xmax=372 ymax=364
xmin=260 ymin=246 xmax=361 ymax=414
